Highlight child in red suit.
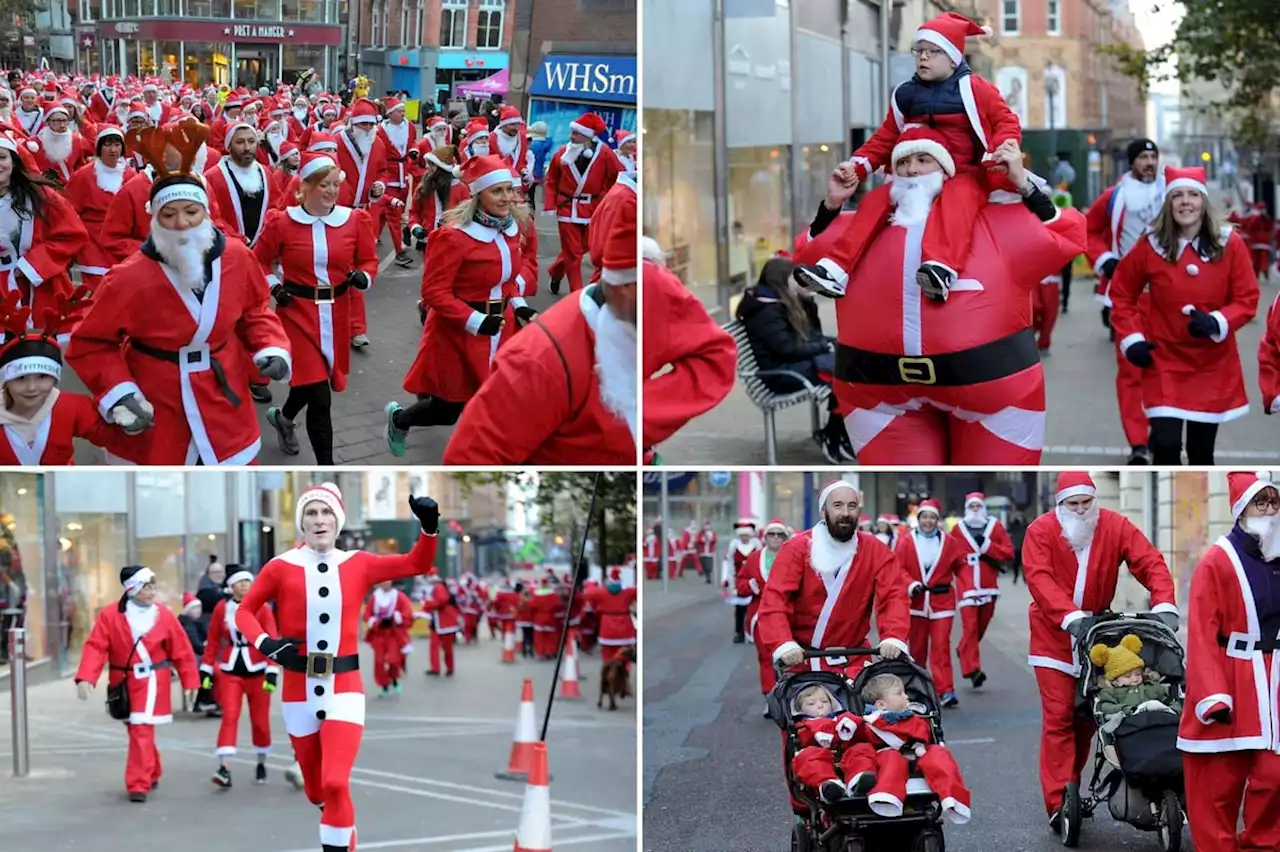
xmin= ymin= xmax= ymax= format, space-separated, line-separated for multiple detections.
xmin=789 ymin=684 xmax=880 ymax=804
xmin=794 ymin=12 xmax=1022 ymax=303
xmin=858 ymin=673 xmax=972 ymax=824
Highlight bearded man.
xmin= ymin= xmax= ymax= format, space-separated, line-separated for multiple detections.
xmin=0 ymin=87 xmax=17 ymax=132
xmin=27 ymin=104 xmax=90 ymax=186
xmin=1021 ymin=472 xmax=1177 ymax=831
xmin=15 ymin=86 xmax=44 ymax=135
xmin=543 ymin=112 xmax=623 ymax=295
xmin=258 ymin=117 xmax=289 ymax=168
xmin=334 ymin=97 xmax=388 ymax=351
xmin=950 ymin=491 xmax=1013 ymax=689
xmin=205 ymin=123 xmax=278 ymax=249
xmin=140 ymin=83 xmax=170 ymax=126
xmin=615 ymin=130 xmax=636 ymax=178
xmin=287 ymin=95 xmax=311 ymax=141
xmin=88 ymin=76 xmax=118 ymax=123
xmin=65 ymin=123 xmax=293 ymax=465
xmin=422 ymin=115 xmax=450 ymax=153
xmin=493 ymin=105 xmax=532 ymax=186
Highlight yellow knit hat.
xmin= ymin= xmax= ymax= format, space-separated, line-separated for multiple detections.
xmin=1090 ymin=634 xmax=1145 ymax=681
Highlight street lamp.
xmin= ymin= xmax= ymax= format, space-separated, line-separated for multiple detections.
xmin=1045 ymin=69 xmax=1060 ymax=175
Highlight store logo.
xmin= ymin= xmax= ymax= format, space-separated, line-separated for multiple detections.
xmin=542 ymin=60 xmax=635 ymax=98
xmin=113 ymin=22 xmax=139 ymax=33
xmin=464 ymin=57 xmax=487 ymax=68
xmin=224 ymin=24 xmax=294 ymax=38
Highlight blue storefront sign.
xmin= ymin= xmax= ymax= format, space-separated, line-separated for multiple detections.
xmin=529 ymin=53 xmax=636 ymax=105
xmin=437 ymin=51 xmax=509 ymax=70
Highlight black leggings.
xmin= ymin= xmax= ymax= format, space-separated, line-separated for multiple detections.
xmin=1060 ymin=261 xmax=1073 ymax=309
xmin=392 ymin=395 xmax=466 ymax=430
xmin=281 ymin=381 xmax=334 ymax=465
xmin=1149 ymin=417 xmax=1219 ymax=465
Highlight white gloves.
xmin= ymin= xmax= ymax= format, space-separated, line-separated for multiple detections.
xmin=76 ymin=681 xmax=93 ymax=701
xmin=878 ymin=640 xmax=904 ymax=660
xmin=109 ymin=392 xmax=155 ymax=434
xmin=779 ymin=646 xmax=804 ymax=667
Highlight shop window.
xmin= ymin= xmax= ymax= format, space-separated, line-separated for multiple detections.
xmin=410 ymin=0 xmax=422 ymax=47
xmin=0 ymin=475 xmax=45 ymax=666
xmin=641 ymin=108 xmax=717 ymax=291
xmin=477 ymin=0 xmax=502 ymax=49
xmin=56 ymin=512 xmax=127 ymax=675
xmin=440 ymin=0 xmax=466 ymax=48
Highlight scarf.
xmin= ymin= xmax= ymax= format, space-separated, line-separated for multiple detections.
xmin=0 ymin=387 xmax=59 ymax=446
xmin=474 ymin=208 xmax=513 ymax=231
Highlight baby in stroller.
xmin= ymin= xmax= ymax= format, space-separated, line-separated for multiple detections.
xmin=789 ymin=684 xmax=881 ymax=804
xmin=1090 ymin=635 xmax=1182 ymax=748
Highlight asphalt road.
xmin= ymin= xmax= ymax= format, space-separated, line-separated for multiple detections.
xmin=642 ymin=576 xmax=1187 ymax=852
xmin=0 ymin=628 xmax=636 ymax=852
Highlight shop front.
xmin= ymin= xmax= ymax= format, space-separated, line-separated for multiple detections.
xmin=526 ymin=52 xmax=636 ymax=153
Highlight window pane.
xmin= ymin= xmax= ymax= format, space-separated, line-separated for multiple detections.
xmin=642 ymin=108 xmax=718 ymax=294
xmin=57 ymin=512 xmax=128 ymax=676
xmin=728 ymin=144 xmax=791 ymax=290
xmin=0 ymin=474 xmax=46 ymax=665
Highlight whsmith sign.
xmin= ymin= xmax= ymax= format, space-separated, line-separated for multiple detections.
xmin=529 ymin=54 xmax=637 ymax=105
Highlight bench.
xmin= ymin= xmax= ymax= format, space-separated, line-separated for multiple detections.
xmin=724 ymin=320 xmax=831 ymax=465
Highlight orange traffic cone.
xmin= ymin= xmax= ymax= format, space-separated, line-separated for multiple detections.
xmin=496 ymin=677 xmax=538 ymax=781
xmin=559 ymin=630 xmax=582 ymax=700
xmin=512 ymin=742 xmax=552 ymax=852
xmin=502 ymin=623 xmax=517 ymax=664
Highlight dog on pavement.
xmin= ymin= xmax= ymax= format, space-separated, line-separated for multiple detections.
xmin=599 ymin=646 xmax=635 ymax=711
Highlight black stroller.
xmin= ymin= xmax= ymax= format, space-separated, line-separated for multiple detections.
xmin=1057 ymin=612 xmax=1187 ymax=851
xmin=768 ymin=647 xmax=948 ymax=852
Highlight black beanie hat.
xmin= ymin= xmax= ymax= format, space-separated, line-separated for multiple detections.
xmin=1127 ymin=138 xmax=1157 ymax=165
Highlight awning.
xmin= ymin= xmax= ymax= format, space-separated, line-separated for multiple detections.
xmin=456 ymin=68 xmax=508 ymax=97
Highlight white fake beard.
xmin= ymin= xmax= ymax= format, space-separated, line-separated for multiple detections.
xmin=193 ymin=143 xmax=208 ymax=175
xmin=496 ymin=130 xmax=519 ymax=157
xmin=469 ymin=141 xmax=490 ymax=157
xmin=593 ymin=302 xmax=637 ymax=441
xmin=352 ymin=126 xmax=374 ymax=157
xmin=430 ymin=129 xmax=448 ymax=149
xmin=228 ymin=159 xmax=264 ymax=196
xmin=1057 ymin=503 xmax=1100 ymax=551
xmin=115 ymin=106 xmax=129 ymax=124
xmin=1244 ymin=515 xmax=1280 ymax=562
xmin=383 ymin=119 xmax=409 ymax=152
xmin=39 ymin=127 xmax=73 ymax=164
xmin=265 ymin=130 xmax=285 ymax=157
xmin=810 ymin=521 xmax=858 ymax=580
xmin=151 ymin=218 xmax=216 ymax=293
xmin=963 ymin=508 xmax=987 ymax=526
xmin=293 ymin=107 xmax=309 ymax=123
xmin=0 ymin=105 xmax=10 ymax=123
xmin=94 ymin=158 xmax=125 ymax=193
xmin=564 ymin=142 xmax=584 ymax=162
xmin=888 ymin=171 xmax=945 ymax=228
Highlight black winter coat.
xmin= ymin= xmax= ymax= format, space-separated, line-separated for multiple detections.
xmin=180 ymin=613 xmax=208 ymax=656
xmin=736 ymin=284 xmax=833 ymax=390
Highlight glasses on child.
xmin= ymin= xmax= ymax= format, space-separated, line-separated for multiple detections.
xmin=911 ymin=47 xmax=946 ymax=60
xmin=1251 ymin=494 xmax=1280 ymax=511
xmin=765 ymin=532 xmax=786 ymax=539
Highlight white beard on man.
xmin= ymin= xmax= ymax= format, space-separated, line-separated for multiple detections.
xmin=496 ymin=130 xmax=519 ymax=158
xmin=352 ymin=125 xmax=374 ymax=158
xmin=293 ymin=107 xmax=309 ymax=125
xmin=1243 ymin=513 xmax=1280 ymax=562
xmin=151 ymin=218 xmax=217 ymax=295
xmin=1057 ymin=502 xmax=1100 ymax=551
xmin=563 ymin=141 xmax=586 ymax=163
xmin=593 ymin=301 xmax=637 ymax=441
xmin=383 ymin=119 xmax=409 ymax=153
xmin=0 ymin=104 xmax=11 ymax=123
xmin=888 ymin=171 xmax=945 ymax=228
xmin=429 ymin=129 xmax=449 ymax=150
xmin=94 ymin=157 xmax=126 ymax=193
xmin=963 ymin=508 xmax=987 ymax=527
xmin=38 ymin=126 xmax=74 ymax=164
xmin=264 ymin=126 xmax=286 ymax=160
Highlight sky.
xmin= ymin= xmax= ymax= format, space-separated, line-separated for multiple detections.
xmin=1130 ymin=0 xmax=1182 ymax=94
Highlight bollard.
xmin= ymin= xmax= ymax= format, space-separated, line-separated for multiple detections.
xmin=9 ymin=626 xmax=28 ymax=777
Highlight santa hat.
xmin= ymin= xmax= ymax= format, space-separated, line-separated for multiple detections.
xmin=268 ymin=99 xmax=287 ymax=117
xmin=120 ymin=565 xmax=156 ymax=597
xmin=384 ymin=97 xmax=405 ymax=115
xmin=298 ymin=151 xmax=341 ymax=181
xmin=964 ymin=492 xmax=986 ymax=507
xmin=496 ymin=104 xmax=524 ymax=130
xmin=1164 ymin=164 xmax=1207 ymax=198
xmin=307 ymin=131 xmax=338 ymax=152
xmin=127 ymin=98 xmax=148 ymax=122
xmin=887 ymin=514 xmax=902 ymax=525
xmin=279 ymin=140 xmax=299 ymax=161
xmin=876 ymin=513 xmax=892 ymax=524
xmin=225 ymin=567 xmax=255 ymax=587
xmin=224 ymin=121 xmax=258 ymax=150
xmin=348 ymin=97 xmax=379 ymax=125
xmin=916 ymin=499 xmax=942 ymax=518
xmin=614 ymin=128 xmax=636 ymax=147
xmin=320 ymin=103 xmax=340 ymax=117
xmin=818 ymin=480 xmax=859 ymax=510
xmin=425 ymin=115 xmax=447 ymax=132
xmin=569 ymin=112 xmax=606 ymax=139
xmin=763 ymin=518 xmax=787 ymax=535
xmin=599 ymin=188 xmax=637 ymax=286
xmin=423 ymin=143 xmax=459 ymax=176
xmin=223 ymin=92 xmax=244 ymax=109
xmin=460 ymin=154 xmax=513 ymax=195
xmin=18 ymin=86 xmax=35 ymax=98
xmin=733 ymin=518 xmax=757 ymax=533
xmin=41 ymin=104 xmax=68 ymax=121
xmin=462 ymin=117 xmax=490 ymax=145
xmin=181 ymin=592 xmax=200 ymax=613
xmin=913 ymin=12 xmax=991 ymax=67
xmin=141 ymin=82 xmax=158 ymax=93
xmin=1055 ymin=472 xmax=1097 ymax=504
xmin=0 ymin=133 xmax=40 ymax=174
xmin=296 ymin=481 xmax=346 ymax=536
xmin=891 ymin=124 xmax=956 ymax=178
xmin=1228 ymin=471 xmax=1276 ymax=520
xmin=608 ymin=566 xmax=623 ymax=583
xmin=42 ymin=79 xmax=59 ymax=94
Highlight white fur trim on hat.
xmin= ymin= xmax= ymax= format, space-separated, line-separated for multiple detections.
xmin=96 ymin=126 xmax=124 ymax=145
xmin=569 ymin=120 xmax=595 ymax=137
xmin=1231 ymin=472 xmax=1274 ymax=520
xmin=424 ymin=151 xmax=459 ymax=176
xmin=182 ymin=596 xmax=201 ymax=613
xmin=152 ymin=181 xmax=209 ymax=212
xmin=892 ymin=136 xmax=956 ymax=178
xmin=226 ymin=569 xmax=254 ymax=587
xmin=122 ymin=566 xmax=156 ymax=595
xmin=818 ymin=480 xmax=859 ymax=510
xmin=496 ymin=115 xmax=524 ymax=129
xmin=298 ymin=154 xmax=338 ymax=180
xmin=42 ymin=104 xmax=68 ymax=119
xmin=349 ymin=113 xmax=378 ymax=124
xmin=296 ymin=482 xmax=346 ymax=536
xmin=916 ymin=504 xmax=940 ymax=517
xmin=764 ymin=520 xmax=787 ymax=534
xmin=1056 ymin=484 xmax=1097 ymax=504
xmin=914 ymin=28 xmax=964 ymax=66
xmin=1166 ymin=177 xmax=1208 ymax=197
xmin=601 ymin=265 xmax=636 ymax=286
xmin=469 ymin=167 xmax=514 ymax=195
xmin=224 ymin=121 xmax=258 ymax=150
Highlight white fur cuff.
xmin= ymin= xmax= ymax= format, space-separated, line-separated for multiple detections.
xmin=772 ymin=640 xmax=803 ymax=664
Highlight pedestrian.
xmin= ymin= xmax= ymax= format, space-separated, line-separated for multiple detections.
xmin=526 ymin=121 xmax=552 ymax=209
xmin=583 ymin=566 xmax=636 ymax=687
xmin=733 ymin=518 xmax=789 ymax=716
xmin=541 ymin=113 xmax=622 ymax=294
xmin=898 ymin=499 xmax=964 ymax=708
xmin=232 ymin=483 xmax=439 ymax=852
xmin=74 ymin=565 xmax=201 ymax=803
xmin=374 ymin=96 xmax=417 ymax=269
xmin=951 ymin=493 xmax=1013 ymax=689
xmin=528 ymin=575 xmax=563 ymax=659
xmin=61 ymin=127 xmax=135 ymax=292
xmin=179 ymin=592 xmax=219 ymax=713
xmin=1109 ymin=165 xmax=1259 ymax=465
xmin=1006 ymin=508 xmax=1027 ymax=583
xmin=197 ymin=555 xmax=228 ymax=629
xmin=696 ymin=521 xmax=718 ymax=584
xmin=364 ymin=580 xmax=413 ymax=695
xmin=1179 ymin=471 xmax=1280 ymax=852
xmin=721 ymin=520 xmax=761 ymax=644
xmin=1021 ymin=472 xmax=1178 ymax=831
xmin=515 ymin=581 xmax=534 ymax=658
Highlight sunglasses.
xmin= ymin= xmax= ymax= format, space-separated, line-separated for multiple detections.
xmin=765 ymin=532 xmax=786 ymax=539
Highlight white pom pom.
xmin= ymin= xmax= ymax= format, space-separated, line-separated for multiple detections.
xmin=338 ymin=170 xmax=347 ymax=183
xmin=981 ymin=25 xmax=993 ymax=36
xmin=450 ymin=165 xmax=461 ymax=179
xmin=25 ymin=139 xmax=38 ymax=152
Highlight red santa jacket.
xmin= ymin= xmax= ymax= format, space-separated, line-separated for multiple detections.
xmin=254 ymin=206 xmax=378 ymax=392
xmin=65 ymin=234 xmax=293 ymax=465
xmin=1177 ymin=534 xmax=1280 ymax=754
xmin=542 ymin=141 xmax=622 ymax=224
xmin=88 ymin=89 xmax=117 ymax=123
xmin=582 ymin=584 xmax=636 ymax=646
xmin=408 ymin=182 xmax=471 ymax=241
xmin=735 ymin=547 xmax=780 ymax=639
xmin=895 ymin=529 xmax=964 ymax=620
xmin=364 ymin=587 xmax=414 ymax=653
xmin=234 ymin=532 xmax=438 ymax=734
xmin=723 ymin=536 xmax=761 ymax=586
xmin=74 ymin=600 xmax=200 ymax=725
xmin=63 ymin=159 xmax=136 ymax=277
xmin=860 ymin=709 xmax=936 ymax=753
xmin=1259 ymin=292 xmax=1280 ymax=415
xmin=28 ymin=132 xmax=92 ymax=186
xmin=287 ymin=111 xmax=310 ymax=141
xmin=796 ymin=713 xmax=863 ymax=750
xmin=0 ymin=390 xmax=143 ymax=465
xmin=1084 ymin=176 xmax=1168 ymax=304
xmin=950 ymin=518 xmax=1014 ymax=606
xmin=494 ymin=588 xmax=521 ymax=622
xmin=335 ymin=126 xmax=390 ymax=208
xmin=1110 ymin=228 xmax=1258 ymax=421
xmin=420 ymin=581 xmax=462 ymax=634
xmin=642 ymin=261 xmax=736 ymax=447
xmin=1022 ymin=508 xmax=1177 ymax=676
xmin=203 ymin=158 xmax=284 ymax=246
xmin=698 ymin=528 xmax=718 ymax=557
xmin=0 ymin=187 xmax=88 ymax=323
xmin=377 ymin=119 xmax=418 ymax=190
xmin=141 ymin=99 xmax=171 ymax=127
xmin=528 ymin=588 xmax=564 ymax=632
xmin=755 ymin=529 xmax=910 ymax=673
xmin=200 ymin=597 xmax=281 ymax=677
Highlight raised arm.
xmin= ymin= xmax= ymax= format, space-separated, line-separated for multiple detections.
xmin=364 ymin=496 xmax=441 ymax=587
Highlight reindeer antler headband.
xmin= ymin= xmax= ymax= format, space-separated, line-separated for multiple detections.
xmin=0 ymin=285 xmax=92 ymax=384
xmin=126 ymin=124 xmax=211 ymax=212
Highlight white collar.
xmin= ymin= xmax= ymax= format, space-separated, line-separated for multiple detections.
xmin=460 ymin=218 xmax=519 ymax=243
xmin=287 ymin=204 xmax=352 ymax=227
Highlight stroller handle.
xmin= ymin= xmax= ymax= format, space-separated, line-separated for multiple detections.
xmin=772 ymin=646 xmax=879 ymax=678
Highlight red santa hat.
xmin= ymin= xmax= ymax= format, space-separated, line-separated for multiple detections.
xmin=223 ymin=91 xmax=244 ymax=109
xmin=298 ymin=151 xmax=342 ymax=181
xmin=296 ymin=481 xmax=346 ymax=535
xmin=1055 ymin=472 xmax=1097 ymax=504
xmin=615 ymin=128 xmax=636 ymax=147
xmin=279 ymin=140 xmax=300 ymax=161
xmin=224 ymin=121 xmax=258 ymax=150
xmin=0 ymin=133 xmax=40 ymax=174
xmin=763 ymin=518 xmax=787 ymax=535
xmin=127 ymin=98 xmax=148 ymax=122
xmin=569 ymin=112 xmax=606 ymax=139
xmin=307 ymin=131 xmax=339 ymax=152
xmin=425 ymin=566 xmax=439 ymax=578
xmin=891 ymin=124 xmax=956 ymax=178
xmin=818 ymin=479 xmax=859 ymax=510
xmin=348 ymin=97 xmax=379 ymax=125
xmin=876 ymin=513 xmax=892 ymax=524
xmin=496 ymin=104 xmax=524 ymax=130
xmin=608 ymin=566 xmax=623 ymax=583
xmin=95 ymin=125 xmax=124 ymax=152
xmin=964 ymin=492 xmax=986 ymax=507
xmin=913 ymin=12 xmax=992 ymax=67
xmin=462 ymin=117 xmax=490 ymax=146
xmin=141 ymin=81 xmax=158 ymax=93
xmin=599 ymin=189 xmax=637 ymax=286
xmin=320 ymin=102 xmax=340 ymax=118
xmin=425 ymin=115 xmax=447 ymax=132
xmin=42 ymin=79 xmax=59 ymax=95
xmin=384 ymin=97 xmax=405 ymax=115
xmin=916 ymin=499 xmax=942 ymax=518
xmin=18 ymin=85 xmax=36 ymax=98
xmin=1164 ymin=164 xmax=1208 ymax=198
xmin=733 ymin=518 xmax=757 ymax=533
xmin=1228 ymin=471 xmax=1277 ymax=520
xmin=181 ymin=592 xmax=200 ymax=613
xmin=460 ymin=154 xmax=514 ymax=195
xmin=887 ymin=514 xmax=902 ymax=525
xmin=41 ymin=104 xmax=69 ymax=121
xmin=268 ymin=98 xmax=287 ymax=117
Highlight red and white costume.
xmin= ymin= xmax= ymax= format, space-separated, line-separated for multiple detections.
xmin=735 ymin=519 xmax=787 ymax=694
xmin=677 ymin=523 xmax=700 ymax=575
xmin=203 ymin=155 xmax=283 ymax=246
xmin=895 ymin=500 xmax=962 ymax=696
xmin=582 ymin=573 xmax=637 ymax=663
xmin=543 ymin=113 xmax=623 ymax=292
xmin=374 ymin=101 xmax=416 ymax=253
xmin=721 ymin=522 xmax=761 ymax=591
xmin=89 ymin=85 xmax=119 ymax=123
xmin=26 ymin=125 xmax=92 ymax=186
xmin=1022 ymin=472 xmax=1177 ymax=817
xmin=697 ymin=523 xmax=719 ymax=577
xmin=420 ymin=576 xmax=461 ymax=674
xmin=364 ymin=585 xmax=414 ymax=689
xmin=951 ymin=493 xmax=1013 ymax=679
xmin=234 ymin=484 xmax=438 ymax=851
xmin=100 ymin=166 xmax=232 ymax=264
xmin=642 ymin=529 xmax=675 ymax=580
xmin=62 ymin=138 xmax=135 ymax=288
xmin=790 ymin=710 xmax=878 ymax=794
xmin=858 ymin=708 xmax=972 ymax=823
xmin=0 ymin=387 xmax=143 ymax=464
xmin=458 ymin=576 xmax=484 ymax=644
xmin=528 ymin=582 xmax=565 ymax=659
xmin=201 ymin=589 xmax=280 ymax=758
xmin=1260 ymin=292 xmax=1280 ymax=415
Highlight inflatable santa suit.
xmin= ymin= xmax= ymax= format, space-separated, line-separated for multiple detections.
xmin=950 ymin=492 xmax=1012 ymax=688
xmin=735 ymin=518 xmax=789 ymax=701
xmin=797 ymin=126 xmax=1085 ymax=464
xmin=755 ymin=481 xmax=910 ymax=678
xmin=234 ymin=484 xmax=439 ymax=852
xmin=895 ymin=498 xmax=963 ymax=703
xmin=1178 ymin=471 xmax=1280 ymax=852
xmin=1021 ymin=472 xmax=1177 ymax=824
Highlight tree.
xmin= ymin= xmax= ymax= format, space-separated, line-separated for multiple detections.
xmin=451 ymin=472 xmax=637 ymax=566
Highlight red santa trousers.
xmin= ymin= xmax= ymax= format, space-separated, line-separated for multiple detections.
xmin=907 ymin=616 xmax=955 ymax=695
xmin=429 ymin=631 xmax=455 ymax=674
xmin=462 ymin=612 xmax=480 ymax=644
xmin=867 ymin=746 xmax=971 ymax=824
xmin=956 ymin=601 xmax=995 ymax=677
xmin=1033 ymin=280 xmax=1060 ymax=351
xmin=549 ymin=221 xmax=590 ymax=292
xmin=600 ymin=642 xmax=634 ymax=664
xmin=349 ymin=288 xmax=368 ymax=336
xmin=369 ymin=634 xmax=406 ymax=688
xmin=375 ymin=187 xmax=407 ymax=253
xmin=1183 ymin=750 xmax=1280 ymax=852
xmin=533 ymin=626 xmax=559 ymax=658
xmin=1035 ymin=667 xmax=1096 ymax=816
xmin=290 ymin=720 xmax=362 ymax=848
xmin=754 ymin=635 xmax=777 ymax=695
xmin=125 ymin=723 xmax=163 ymax=794
xmin=791 ymin=743 xmax=878 ymax=789
xmin=216 ymin=673 xmax=272 ymax=756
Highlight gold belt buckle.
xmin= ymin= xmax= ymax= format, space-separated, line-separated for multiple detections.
xmin=486 ymin=298 xmax=505 ymax=315
xmin=898 ymin=356 xmax=937 ymax=385
xmin=315 ymin=285 xmax=335 ymax=304
xmin=306 ymin=652 xmax=335 ymax=679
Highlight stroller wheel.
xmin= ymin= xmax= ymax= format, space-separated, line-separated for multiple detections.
xmin=1157 ymin=790 xmax=1183 ymax=852
xmin=790 ymin=821 xmax=813 ymax=852
xmin=913 ymin=828 xmax=945 ymax=852
xmin=1060 ymin=782 xmax=1082 ymax=848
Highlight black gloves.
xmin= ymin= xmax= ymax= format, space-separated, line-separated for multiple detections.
xmin=515 ymin=305 xmax=537 ymax=324
xmin=257 ymin=636 xmax=302 ymax=667
xmin=271 ymin=284 xmax=293 ymax=307
xmin=409 ymin=494 xmax=440 ymax=534
xmin=347 ymin=270 xmax=372 ymax=291
xmin=1125 ymin=340 xmax=1156 ymax=368
xmin=1186 ymin=309 xmax=1219 ymax=340
xmin=1155 ymin=611 xmax=1179 ymax=631
xmin=477 ymin=314 xmax=504 ymax=336
xmin=1101 ymin=258 xmax=1119 ymax=279
xmin=379 ymin=618 xmax=394 ymax=629
xmin=415 ymin=238 xmax=427 ymax=252
xmin=417 ymin=300 xmax=427 ymax=326
xmin=264 ymin=671 xmax=278 ymax=691
xmin=1065 ymin=618 xmax=1089 ymax=640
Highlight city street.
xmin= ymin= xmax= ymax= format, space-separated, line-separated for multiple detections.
xmin=658 ymin=279 xmax=1280 ymax=465
xmin=0 ymin=628 xmax=637 ymax=852
xmin=642 ymin=575 xmax=1185 ymax=852
xmin=66 ymin=214 xmax=573 ymax=466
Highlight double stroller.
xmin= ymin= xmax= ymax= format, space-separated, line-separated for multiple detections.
xmin=768 ymin=647 xmax=948 ymax=852
xmin=1058 ymin=612 xmax=1187 ymax=851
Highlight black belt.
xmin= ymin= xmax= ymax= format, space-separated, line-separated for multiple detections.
xmin=130 ymin=339 xmax=242 ymax=407
xmin=110 ymin=659 xmax=171 ymax=672
xmin=834 ymin=328 xmax=1040 ymax=387
xmin=278 ymin=652 xmax=360 ymax=679
xmin=283 ymin=280 xmax=350 ymax=303
xmin=467 ymin=298 xmax=508 ymax=316
xmin=925 ymin=584 xmax=951 ymax=595
xmin=1219 ymin=635 xmax=1280 ymax=654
